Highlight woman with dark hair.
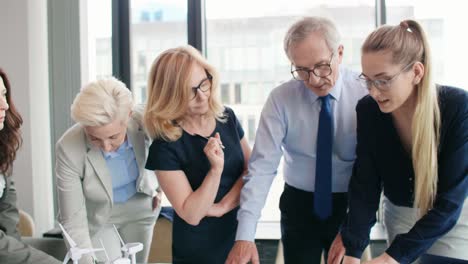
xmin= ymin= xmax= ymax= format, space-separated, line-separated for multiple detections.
xmin=0 ymin=68 xmax=60 ymax=263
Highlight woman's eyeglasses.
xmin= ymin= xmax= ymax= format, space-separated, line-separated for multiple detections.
xmin=358 ymin=62 xmax=414 ymax=91
xmin=191 ymin=74 xmax=213 ymax=100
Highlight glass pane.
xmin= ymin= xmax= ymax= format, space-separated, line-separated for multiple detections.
xmin=206 ymin=0 xmax=376 ymax=224
xmin=386 ymin=0 xmax=468 ymax=90
xmin=130 ymin=0 xmax=188 ymax=104
xmin=86 ymin=0 xmax=113 ymax=81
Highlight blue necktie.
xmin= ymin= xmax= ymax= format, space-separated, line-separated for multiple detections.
xmin=314 ymin=95 xmax=333 ymax=220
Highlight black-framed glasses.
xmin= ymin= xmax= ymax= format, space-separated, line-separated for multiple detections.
xmin=191 ymin=74 xmax=212 ymax=100
xmin=291 ymin=53 xmax=334 ymax=81
xmin=358 ymin=62 xmax=414 ymax=91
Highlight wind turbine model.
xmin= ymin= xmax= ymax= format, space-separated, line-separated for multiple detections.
xmin=99 ymin=239 xmax=130 ymax=264
xmin=59 ymin=223 xmax=104 ymax=264
xmin=113 ymin=225 xmax=144 ymax=264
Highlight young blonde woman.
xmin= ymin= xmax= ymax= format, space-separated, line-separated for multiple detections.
xmin=144 ymin=45 xmax=251 ymax=263
xmin=328 ymin=20 xmax=468 ymax=264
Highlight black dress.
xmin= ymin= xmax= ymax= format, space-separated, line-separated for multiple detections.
xmin=145 ymin=107 xmax=245 ymax=264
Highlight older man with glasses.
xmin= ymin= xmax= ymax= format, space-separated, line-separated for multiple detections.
xmin=226 ymin=17 xmax=368 ymax=264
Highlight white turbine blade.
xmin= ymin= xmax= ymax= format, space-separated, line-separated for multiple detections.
xmin=80 ymin=247 xmax=104 ymax=255
xmin=126 ymin=243 xmax=143 ymax=254
xmin=99 ymin=239 xmax=110 ymax=261
xmin=62 ymin=252 xmax=70 ymax=264
xmin=113 ymin=224 xmax=126 ymax=247
xmin=59 ymin=223 xmax=77 ymax=248
xmin=113 ymin=258 xmax=131 ymax=264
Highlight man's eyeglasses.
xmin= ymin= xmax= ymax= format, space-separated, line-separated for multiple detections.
xmin=358 ymin=62 xmax=414 ymax=91
xmin=291 ymin=53 xmax=334 ymax=81
xmin=191 ymin=74 xmax=213 ymax=100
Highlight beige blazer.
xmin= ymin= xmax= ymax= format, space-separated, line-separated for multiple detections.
xmin=55 ymin=111 xmax=159 ymax=250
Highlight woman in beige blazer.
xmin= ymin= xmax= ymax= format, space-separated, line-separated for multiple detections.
xmin=55 ymin=77 xmax=161 ymax=263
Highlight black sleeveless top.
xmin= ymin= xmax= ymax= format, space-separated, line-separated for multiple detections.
xmin=146 ymin=107 xmax=245 ymax=263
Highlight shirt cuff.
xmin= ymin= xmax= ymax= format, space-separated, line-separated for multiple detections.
xmin=386 ymin=243 xmax=409 ymax=264
xmin=235 ymin=217 xmax=258 ymax=242
xmin=345 ymin=248 xmax=364 ymax=260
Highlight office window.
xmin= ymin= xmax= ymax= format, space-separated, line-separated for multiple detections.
xmin=206 ymin=0 xmax=376 ymax=228
xmin=139 ymin=85 xmax=146 ymax=104
xmin=85 ymin=0 xmax=113 ymax=80
xmin=137 ymin=52 xmax=146 ymax=70
xmin=130 ymin=0 xmax=188 ymax=103
xmin=238 ymin=82 xmax=262 ymax=105
xmin=221 ymin=83 xmax=230 ymax=104
xmin=245 ymin=47 xmax=260 ymax=70
xmin=234 ymin=83 xmax=242 ymax=104
xmin=386 ymin=0 xmax=468 ymax=90
xmin=141 ymin=11 xmax=151 ymax=22
xmin=238 ymin=117 xmax=244 ymax=129
xmin=228 ymin=47 xmax=244 ymax=71
xmin=248 ymin=116 xmax=256 ymax=142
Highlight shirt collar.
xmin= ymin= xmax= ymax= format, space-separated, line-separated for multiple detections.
xmin=304 ymin=65 xmax=344 ymax=103
xmin=102 ymin=139 xmax=132 ymax=159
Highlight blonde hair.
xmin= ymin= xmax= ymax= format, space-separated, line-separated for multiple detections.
xmin=71 ymin=77 xmax=134 ymax=126
xmin=362 ymin=20 xmax=441 ymax=215
xmin=144 ymin=45 xmax=225 ymax=141
xmin=284 ymin=16 xmax=341 ymax=60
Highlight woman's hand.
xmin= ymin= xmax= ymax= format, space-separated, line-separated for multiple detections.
xmin=204 ymin=132 xmax=224 ymax=171
xmin=152 ymin=188 xmax=162 ymax=211
xmin=343 ymin=256 xmax=361 ymax=264
xmin=206 ymin=202 xmax=226 ymax=217
xmin=363 ymin=253 xmax=398 ymax=264
xmin=328 ymin=233 xmax=345 ymax=264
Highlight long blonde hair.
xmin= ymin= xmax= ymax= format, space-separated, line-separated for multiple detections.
xmin=144 ymin=45 xmax=225 ymax=141
xmin=362 ymin=20 xmax=441 ymax=215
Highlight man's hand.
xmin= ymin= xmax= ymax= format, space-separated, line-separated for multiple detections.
xmin=328 ymin=233 xmax=345 ymax=264
xmin=225 ymin=240 xmax=259 ymax=264
xmin=152 ymin=189 xmax=162 ymax=211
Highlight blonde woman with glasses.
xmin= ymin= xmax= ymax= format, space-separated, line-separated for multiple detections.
xmin=144 ymin=45 xmax=251 ymax=263
xmin=328 ymin=20 xmax=468 ymax=264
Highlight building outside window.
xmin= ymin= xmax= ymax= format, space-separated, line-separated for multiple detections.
xmin=234 ymin=83 xmax=242 ymax=104
xmin=221 ymin=83 xmax=230 ymax=104
xmin=130 ymin=0 xmax=187 ymax=103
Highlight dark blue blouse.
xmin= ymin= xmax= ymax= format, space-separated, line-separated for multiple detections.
xmin=341 ymin=86 xmax=468 ymax=263
xmin=145 ymin=107 xmax=245 ymax=263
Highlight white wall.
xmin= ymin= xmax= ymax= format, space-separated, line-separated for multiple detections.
xmin=0 ymin=0 xmax=55 ymax=236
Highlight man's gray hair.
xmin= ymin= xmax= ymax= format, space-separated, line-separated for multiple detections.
xmin=284 ymin=17 xmax=341 ymax=60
